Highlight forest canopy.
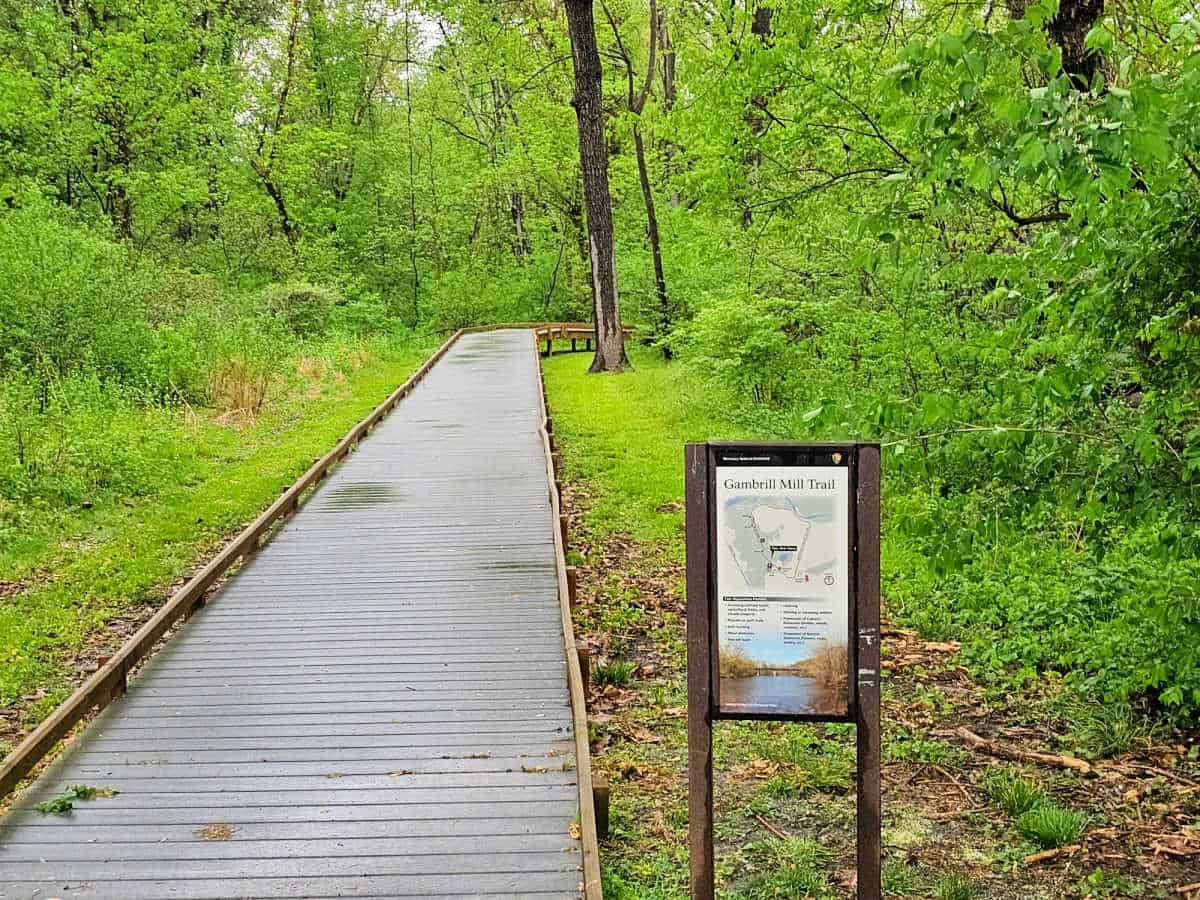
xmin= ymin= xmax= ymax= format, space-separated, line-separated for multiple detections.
xmin=0 ymin=0 xmax=1198 ymax=719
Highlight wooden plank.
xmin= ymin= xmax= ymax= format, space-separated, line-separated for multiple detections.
xmin=0 ymin=876 xmax=581 ymax=899
xmin=534 ymin=331 xmax=604 ymax=899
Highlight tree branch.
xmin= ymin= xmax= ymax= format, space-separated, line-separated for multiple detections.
xmin=991 ymin=184 xmax=1070 ymax=226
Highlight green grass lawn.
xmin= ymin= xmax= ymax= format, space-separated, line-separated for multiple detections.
xmin=542 ymin=346 xmax=1199 ymax=900
xmin=0 ymin=335 xmax=434 ymax=746
xmin=546 ymin=348 xmax=755 ymax=542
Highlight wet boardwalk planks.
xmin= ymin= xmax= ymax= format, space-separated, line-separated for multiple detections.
xmin=0 ymin=330 xmax=586 ymax=899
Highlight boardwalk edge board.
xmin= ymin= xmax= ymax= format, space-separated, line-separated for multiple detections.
xmin=531 ymin=330 xmax=605 ymax=900
xmin=0 ymin=324 xmax=606 ymax=900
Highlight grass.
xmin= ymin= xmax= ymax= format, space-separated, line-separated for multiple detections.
xmin=934 ymin=874 xmax=978 ymax=900
xmin=594 ymin=659 xmax=637 ymax=687
xmin=1067 ymin=700 xmax=1164 ymax=759
xmin=1017 ymin=805 xmax=1090 ymax=848
xmin=982 ymin=767 xmax=1048 ymax=817
xmin=544 ymin=348 xmax=755 ymax=542
xmin=884 ymin=727 xmax=968 ymax=766
xmin=730 ymin=837 xmax=834 ymax=899
xmin=0 ymin=333 xmax=433 ymax=745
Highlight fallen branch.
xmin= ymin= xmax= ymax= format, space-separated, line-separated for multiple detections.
xmin=1174 ymin=882 xmax=1200 ymax=896
xmin=754 ymin=814 xmax=790 ymax=841
xmin=1024 ymin=843 xmax=1082 ymax=865
xmin=955 ymin=727 xmax=1092 ymax=774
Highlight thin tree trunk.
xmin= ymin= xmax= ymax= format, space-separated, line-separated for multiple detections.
xmin=633 ymin=125 xmax=671 ymax=359
xmin=427 ymin=133 xmax=447 ymax=274
xmin=659 ymin=12 xmax=682 ymax=209
xmin=404 ymin=4 xmax=419 ymax=325
xmin=603 ymin=0 xmax=668 ymax=357
xmin=252 ymin=0 xmax=301 ymax=254
xmin=511 ymin=191 xmax=530 ymax=261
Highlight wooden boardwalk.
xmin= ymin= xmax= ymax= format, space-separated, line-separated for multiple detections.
xmin=0 ymin=330 xmax=592 ymax=899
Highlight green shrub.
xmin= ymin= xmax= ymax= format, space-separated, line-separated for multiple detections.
xmin=265 ymin=282 xmax=343 ymax=336
xmin=1017 ymin=805 xmax=1088 ymax=849
xmin=675 ymin=295 xmax=797 ymax=404
xmin=0 ymin=204 xmax=153 ymax=382
xmin=0 ymin=373 xmax=193 ymax=505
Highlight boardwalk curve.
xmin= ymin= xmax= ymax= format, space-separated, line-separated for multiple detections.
xmin=0 ymin=329 xmax=595 ymax=899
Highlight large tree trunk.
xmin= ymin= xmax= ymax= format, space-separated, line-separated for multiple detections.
xmin=564 ymin=0 xmax=628 ymax=373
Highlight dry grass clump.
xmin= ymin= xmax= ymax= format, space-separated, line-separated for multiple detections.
xmin=296 ymin=355 xmax=330 ymax=382
xmin=209 ymin=354 xmax=273 ymax=414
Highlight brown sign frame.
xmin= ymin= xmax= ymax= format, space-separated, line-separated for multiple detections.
xmin=686 ymin=441 xmax=881 ymax=900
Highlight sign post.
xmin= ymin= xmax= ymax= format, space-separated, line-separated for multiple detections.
xmin=686 ymin=442 xmax=881 ymax=900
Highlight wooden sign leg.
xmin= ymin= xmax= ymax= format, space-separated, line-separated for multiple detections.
xmin=685 ymin=444 xmax=715 ymax=900
xmin=856 ymin=445 xmax=882 ymax=900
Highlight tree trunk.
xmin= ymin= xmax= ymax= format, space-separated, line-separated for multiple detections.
xmin=633 ymin=125 xmax=671 ymax=359
xmin=252 ymin=0 xmax=302 ymax=255
xmin=1048 ymin=0 xmax=1104 ymax=90
xmin=564 ymin=0 xmax=628 ymax=373
xmin=740 ymin=7 xmax=775 ymax=228
xmin=510 ymin=191 xmax=530 ymax=261
xmin=660 ymin=12 xmax=682 ymax=209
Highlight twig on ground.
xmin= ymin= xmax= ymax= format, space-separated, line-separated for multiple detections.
xmin=1024 ymin=844 xmax=1082 ymax=864
xmin=955 ymin=727 xmax=1092 ymax=774
xmin=754 ymin=814 xmax=790 ymax=841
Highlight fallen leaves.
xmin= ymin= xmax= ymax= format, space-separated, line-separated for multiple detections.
xmin=729 ymin=758 xmax=780 ymax=780
xmin=197 ymin=823 xmax=235 ymax=841
xmin=624 ymin=725 xmax=662 ymax=744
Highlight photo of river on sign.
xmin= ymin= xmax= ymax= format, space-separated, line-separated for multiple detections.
xmin=715 ymin=464 xmax=850 ymax=717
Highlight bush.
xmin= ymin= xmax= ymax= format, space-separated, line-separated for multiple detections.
xmin=0 ymin=373 xmax=191 ymax=505
xmin=0 ymin=204 xmax=153 ymax=383
xmin=675 ymin=295 xmax=796 ymax=404
xmin=265 ymin=282 xmax=343 ymax=336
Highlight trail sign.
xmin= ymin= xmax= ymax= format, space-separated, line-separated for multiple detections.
xmin=686 ymin=442 xmax=881 ymax=900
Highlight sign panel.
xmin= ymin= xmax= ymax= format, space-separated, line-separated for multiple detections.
xmin=687 ymin=442 xmax=880 ymax=900
xmin=713 ymin=453 xmax=850 ymax=717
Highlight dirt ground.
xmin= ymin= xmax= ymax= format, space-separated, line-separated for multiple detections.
xmin=564 ymin=483 xmax=1200 ymax=899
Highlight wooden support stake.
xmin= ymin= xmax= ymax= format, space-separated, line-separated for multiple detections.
xmin=576 ymin=642 xmax=590 ymax=701
xmin=566 ymin=566 xmax=578 ymax=609
xmin=856 ymin=445 xmax=882 ymax=900
xmin=552 ymin=450 xmax=562 ymax=475
xmin=685 ymin=444 xmax=715 ymax=900
xmin=559 ymin=513 xmax=569 ymax=548
xmin=572 ymin=338 xmax=578 ymax=352
xmin=184 ymin=595 xmax=207 ymax=621
xmin=592 ymin=776 xmax=610 ymax=840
